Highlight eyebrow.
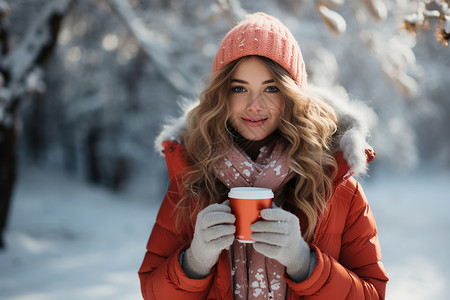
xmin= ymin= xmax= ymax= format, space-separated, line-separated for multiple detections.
xmin=231 ymin=79 xmax=275 ymax=84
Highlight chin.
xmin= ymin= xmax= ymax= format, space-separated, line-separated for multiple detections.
xmin=233 ymin=124 xmax=275 ymax=142
xmin=241 ymin=132 xmax=268 ymax=141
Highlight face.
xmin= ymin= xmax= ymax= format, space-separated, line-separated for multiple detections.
xmin=228 ymin=57 xmax=283 ymax=141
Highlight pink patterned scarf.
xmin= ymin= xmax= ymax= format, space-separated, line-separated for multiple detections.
xmin=213 ymin=142 xmax=295 ymax=299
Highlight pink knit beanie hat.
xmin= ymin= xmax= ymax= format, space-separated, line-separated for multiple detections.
xmin=212 ymin=12 xmax=307 ymax=88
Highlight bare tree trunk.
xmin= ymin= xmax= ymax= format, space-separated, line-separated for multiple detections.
xmin=0 ymin=98 xmax=17 ymax=249
xmin=0 ymin=0 xmax=72 ymax=249
xmin=0 ymin=1 xmax=14 ymax=249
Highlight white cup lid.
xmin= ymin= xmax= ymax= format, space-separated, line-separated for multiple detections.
xmin=228 ymin=187 xmax=274 ymax=199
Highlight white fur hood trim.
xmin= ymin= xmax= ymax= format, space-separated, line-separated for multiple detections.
xmin=155 ymin=85 xmax=377 ymax=177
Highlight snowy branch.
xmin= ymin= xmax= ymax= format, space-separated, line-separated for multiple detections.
xmin=1 ymin=0 xmax=72 ymax=94
xmin=215 ymin=0 xmax=247 ymax=23
xmin=402 ymin=0 xmax=450 ymax=47
xmin=107 ymin=0 xmax=195 ymax=97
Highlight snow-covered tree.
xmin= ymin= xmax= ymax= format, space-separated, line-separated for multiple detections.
xmin=3 ymin=0 xmax=450 ymax=212
xmin=0 ymin=0 xmax=72 ymax=248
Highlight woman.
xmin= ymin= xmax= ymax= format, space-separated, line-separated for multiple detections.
xmin=139 ymin=12 xmax=388 ymax=299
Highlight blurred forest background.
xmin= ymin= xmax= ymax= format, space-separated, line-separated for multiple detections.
xmin=2 ymin=0 xmax=450 ymax=199
xmin=1 ymin=0 xmax=450 ymax=299
xmin=1 ymin=0 xmax=450 ymax=245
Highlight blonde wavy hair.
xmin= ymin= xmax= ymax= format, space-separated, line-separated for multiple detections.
xmin=179 ymin=55 xmax=338 ymax=241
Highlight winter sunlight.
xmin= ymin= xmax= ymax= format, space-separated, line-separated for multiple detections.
xmin=1 ymin=0 xmax=449 ymax=299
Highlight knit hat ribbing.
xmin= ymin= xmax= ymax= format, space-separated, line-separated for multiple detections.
xmin=212 ymin=12 xmax=307 ymax=88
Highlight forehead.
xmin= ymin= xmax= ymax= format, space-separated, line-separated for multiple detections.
xmin=231 ymin=57 xmax=273 ymax=81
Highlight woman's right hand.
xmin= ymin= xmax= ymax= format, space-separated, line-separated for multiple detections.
xmin=182 ymin=200 xmax=236 ymax=279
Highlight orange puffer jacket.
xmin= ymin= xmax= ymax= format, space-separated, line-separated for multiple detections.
xmin=139 ymin=141 xmax=388 ymax=299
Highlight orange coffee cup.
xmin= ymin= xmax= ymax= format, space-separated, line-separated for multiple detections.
xmin=228 ymin=187 xmax=274 ymax=243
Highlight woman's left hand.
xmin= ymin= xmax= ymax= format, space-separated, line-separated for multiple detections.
xmin=250 ymin=207 xmax=312 ymax=282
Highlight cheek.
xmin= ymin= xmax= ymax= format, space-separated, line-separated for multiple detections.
xmin=229 ymin=98 xmax=241 ymax=124
xmin=268 ymin=97 xmax=283 ymax=116
xmin=229 ymin=96 xmax=245 ymax=114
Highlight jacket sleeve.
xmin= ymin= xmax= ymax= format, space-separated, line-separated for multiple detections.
xmin=285 ymin=179 xmax=388 ymax=299
xmin=138 ymin=142 xmax=215 ymax=299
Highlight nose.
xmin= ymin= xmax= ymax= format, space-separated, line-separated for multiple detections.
xmin=247 ymin=92 xmax=264 ymax=112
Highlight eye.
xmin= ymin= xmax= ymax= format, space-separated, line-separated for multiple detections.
xmin=231 ymin=86 xmax=246 ymax=93
xmin=265 ymin=86 xmax=279 ymax=93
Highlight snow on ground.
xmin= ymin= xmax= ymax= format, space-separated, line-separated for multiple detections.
xmin=0 ymin=165 xmax=449 ymax=299
xmin=363 ymin=168 xmax=450 ymax=300
xmin=0 ymin=166 xmax=159 ymax=300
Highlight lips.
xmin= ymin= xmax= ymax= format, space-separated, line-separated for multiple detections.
xmin=241 ymin=116 xmax=268 ymax=127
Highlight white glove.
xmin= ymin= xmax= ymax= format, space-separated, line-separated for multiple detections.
xmin=250 ymin=207 xmax=312 ymax=282
xmin=182 ymin=200 xmax=236 ymax=279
